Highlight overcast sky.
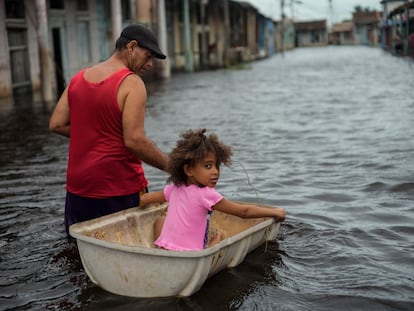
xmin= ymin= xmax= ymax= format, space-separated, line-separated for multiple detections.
xmin=250 ymin=0 xmax=383 ymax=24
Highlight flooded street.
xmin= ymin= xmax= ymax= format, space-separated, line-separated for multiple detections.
xmin=1 ymin=46 xmax=414 ymax=310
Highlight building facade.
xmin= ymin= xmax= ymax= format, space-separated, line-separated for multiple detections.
xmin=0 ymin=0 xmax=296 ymax=103
xmin=294 ymin=20 xmax=328 ymax=47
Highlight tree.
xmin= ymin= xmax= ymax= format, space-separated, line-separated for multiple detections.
xmin=354 ymin=5 xmax=363 ymax=12
xmin=353 ymin=5 xmax=374 ymax=13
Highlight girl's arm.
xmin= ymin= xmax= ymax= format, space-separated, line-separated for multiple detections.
xmin=140 ymin=191 xmax=166 ymax=206
xmin=214 ymin=198 xmax=286 ymax=222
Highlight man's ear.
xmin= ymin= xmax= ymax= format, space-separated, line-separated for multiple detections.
xmin=127 ymin=40 xmax=138 ymax=51
xmin=184 ymin=164 xmax=193 ymax=177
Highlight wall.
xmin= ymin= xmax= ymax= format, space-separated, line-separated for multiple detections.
xmin=0 ymin=3 xmax=12 ymax=98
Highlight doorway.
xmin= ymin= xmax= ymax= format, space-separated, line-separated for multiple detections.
xmin=8 ymin=28 xmax=32 ymax=97
xmin=52 ymin=28 xmax=65 ymax=97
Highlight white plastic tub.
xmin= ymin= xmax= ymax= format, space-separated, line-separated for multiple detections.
xmin=69 ymin=202 xmax=281 ymax=298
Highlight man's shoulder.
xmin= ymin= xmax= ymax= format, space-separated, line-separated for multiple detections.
xmin=122 ymin=72 xmax=144 ymax=86
xmin=119 ymin=72 xmax=146 ymax=95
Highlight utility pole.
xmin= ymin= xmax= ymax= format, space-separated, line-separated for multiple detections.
xmin=328 ymin=0 xmax=334 ymax=28
xmin=280 ymin=0 xmax=285 ymax=55
xmin=290 ymin=0 xmax=303 ymax=21
xmin=200 ymin=0 xmax=208 ymax=69
xmin=224 ymin=0 xmax=230 ymax=66
xmin=183 ymin=0 xmax=193 ymax=71
xmin=381 ymin=1 xmax=388 ymax=50
xmin=35 ymin=0 xmax=53 ymax=105
xmin=157 ymin=0 xmax=170 ymax=78
xmin=111 ymin=0 xmax=122 ymax=42
xmin=404 ymin=0 xmax=410 ymax=55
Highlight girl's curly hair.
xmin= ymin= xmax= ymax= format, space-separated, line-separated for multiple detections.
xmin=168 ymin=129 xmax=233 ymax=185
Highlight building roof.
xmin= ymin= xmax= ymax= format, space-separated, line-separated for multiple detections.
xmin=231 ymin=0 xmax=271 ymax=19
xmin=388 ymin=0 xmax=414 ymax=17
xmin=331 ymin=22 xmax=353 ymax=33
xmin=352 ymin=11 xmax=382 ymax=25
xmin=294 ymin=20 xmax=327 ymax=31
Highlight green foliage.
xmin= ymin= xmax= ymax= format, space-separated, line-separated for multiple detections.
xmin=353 ymin=5 xmax=375 ymax=13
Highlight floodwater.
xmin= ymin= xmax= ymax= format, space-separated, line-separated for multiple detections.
xmin=1 ymin=46 xmax=413 ymax=310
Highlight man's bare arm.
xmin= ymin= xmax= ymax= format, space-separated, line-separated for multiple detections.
xmin=49 ymin=87 xmax=70 ymax=137
xmin=120 ymin=75 xmax=169 ymax=172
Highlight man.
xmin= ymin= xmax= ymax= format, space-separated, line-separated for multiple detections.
xmin=49 ymin=24 xmax=169 ymax=236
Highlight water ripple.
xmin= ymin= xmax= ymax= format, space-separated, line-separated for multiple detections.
xmin=1 ymin=46 xmax=414 ymax=310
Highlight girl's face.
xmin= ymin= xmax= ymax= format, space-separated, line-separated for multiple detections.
xmin=184 ymin=152 xmax=220 ymax=188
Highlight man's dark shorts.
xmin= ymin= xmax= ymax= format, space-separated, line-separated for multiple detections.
xmin=65 ymin=191 xmax=142 ymax=237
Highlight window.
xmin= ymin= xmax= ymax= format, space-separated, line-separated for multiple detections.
xmin=196 ymin=1 xmax=209 ymax=25
xmin=311 ymin=31 xmax=320 ymax=43
xmin=8 ymin=29 xmax=31 ymax=88
xmin=121 ymin=0 xmax=131 ymax=21
xmin=5 ymin=0 xmax=25 ymax=19
xmin=76 ymin=0 xmax=88 ymax=11
xmin=50 ymin=0 xmax=64 ymax=10
xmin=77 ymin=21 xmax=91 ymax=65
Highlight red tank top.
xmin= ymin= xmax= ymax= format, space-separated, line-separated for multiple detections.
xmin=66 ymin=67 xmax=148 ymax=198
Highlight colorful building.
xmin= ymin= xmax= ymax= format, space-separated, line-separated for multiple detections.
xmin=380 ymin=0 xmax=414 ymax=55
xmin=330 ymin=22 xmax=354 ymax=45
xmin=353 ymin=11 xmax=382 ymax=46
xmin=294 ymin=20 xmax=328 ymax=47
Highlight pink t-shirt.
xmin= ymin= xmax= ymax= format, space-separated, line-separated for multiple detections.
xmin=155 ymin=184 xmax=223 ymax=251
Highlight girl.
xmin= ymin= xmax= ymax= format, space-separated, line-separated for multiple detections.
xmin=141 ymin=129 xmax=286 ymax=251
